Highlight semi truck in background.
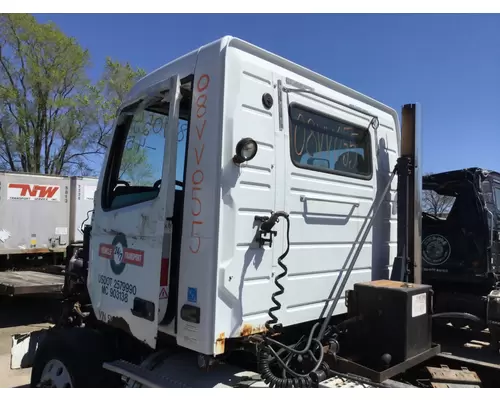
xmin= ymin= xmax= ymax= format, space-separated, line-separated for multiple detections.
xmin=0 ymin=171 xmax=98 ymax=297
xmin=421 ymin=168 xmax=500 ymax=348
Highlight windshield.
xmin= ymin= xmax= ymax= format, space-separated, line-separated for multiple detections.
xmin=422 ymin=187 xmax=456 ymax=219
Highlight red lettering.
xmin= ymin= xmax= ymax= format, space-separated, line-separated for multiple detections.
xmin=8 ymin=183 xmax=59 ymax=199
xmin=196 ymin=119 xmax=206 ymax=140
xmin=191 ymin=220 xmax=203 ymax=234
xmin=196 ymin=95 xmax=207 ymax=119
xmin=192 ymin=170 xmax=204 ymax=185
xmin=192 ymin=187 xmax=202 ymax=217
xmin=189 ymin=220 xmax=202 ymax=254
xmin=99 ymin=244 xmax=114 ymax=259
xmin=189 ymin=73 xmax=210 ymax=256
xmin=189 ymin=221 xmax=202 ymax=253
xmin=36 ymin=185 xmax=59 ymax=199
xmin=195 ymin=143 xmax=205 ymax=165
xmin=190 ymin=236 xmax=201 ymax=254
xmin=197 ymin=74 xmax=210 ymax=92
xmin=123 ymin=249 xmax=144 ymax=266
xmin=11 ymin=183 xmax=30 ymax=196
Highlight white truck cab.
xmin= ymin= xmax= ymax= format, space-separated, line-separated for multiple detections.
xmin=89 ymin=36 xmax=400 ymax=356
xmin=15 ymin=37 xmax=500 ymax=391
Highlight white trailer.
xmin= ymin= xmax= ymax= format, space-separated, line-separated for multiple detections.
xmin=0 ymin=172 xmax=97 ymax=296
xmin=0 ymin=171 xmax=71 ymax=257
xmin=69 ymin=176 xmax=98 ymax=243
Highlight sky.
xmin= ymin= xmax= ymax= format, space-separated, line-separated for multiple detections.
xmin=34 ymin=13 xmax=500 ymax=175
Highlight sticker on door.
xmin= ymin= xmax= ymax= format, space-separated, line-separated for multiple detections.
xmin=187 ymin=287 xmax=197 ymax=303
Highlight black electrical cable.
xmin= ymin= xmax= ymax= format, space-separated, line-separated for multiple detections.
xmin=258 ymin=346 xmax=314 ymax=388
xmin=264 ymin=211 xmax=290 ymax=334
xmin=257 ymin=212 xmax=324 ymax=387
xmin=432 ymin=312 xmax=485 ymax=325
xmin=80 ymin=209 xmax=93 ymax=234
xmin=264 ymin=323 xmax=321 ymax=357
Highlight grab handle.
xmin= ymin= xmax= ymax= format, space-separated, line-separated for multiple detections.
xmin=299 ymin=195 xmax=360 ymax=208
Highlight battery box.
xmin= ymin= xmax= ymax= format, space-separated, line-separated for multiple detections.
xmin=346 ymin=280 xmax=433 ymax=367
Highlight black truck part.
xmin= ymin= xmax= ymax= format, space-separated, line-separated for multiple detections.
xmin=422 ymin=168 xmax=500 ymax=325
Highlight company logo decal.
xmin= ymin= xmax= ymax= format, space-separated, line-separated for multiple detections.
xmin=8 ymin=183 xmax=60 ymax=201
xmin=99 ymin=233 xmax=144 ymax=275
xmin=422 ymin=234 xmax=451 ymax=266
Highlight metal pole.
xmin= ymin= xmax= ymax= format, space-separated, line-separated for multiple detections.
xmin=391 ymin=104 xmax=422 ymax=284
xmin=317 ymin=167 xmax=398 ymax=340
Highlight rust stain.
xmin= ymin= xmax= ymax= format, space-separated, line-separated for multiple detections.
xmin=240 ymin=323 xmax=267 ymax=337
xmin=215 ymin=332 xmax=225 ymax=354
xmin=365 ymin=279 xmax=414 ymax=289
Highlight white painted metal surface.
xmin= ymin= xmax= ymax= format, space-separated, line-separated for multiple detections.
xmin=212 ymin=39 xmax=399 ymax=354
xmin=0 ymin=172 xmax=71 ymax=255
xmin=69 ymin=176 xmax=98 ymax=243
xmin=88 ymin=36 xmax=400 ymax=355
xmin=88 ymin=75 xmax=182 ymax=348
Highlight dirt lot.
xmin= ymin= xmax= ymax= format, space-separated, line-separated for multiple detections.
xmin=0 ymin=296 xmax=59 ymax=388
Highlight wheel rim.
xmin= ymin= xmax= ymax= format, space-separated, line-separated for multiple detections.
xmin=40 ymin=359 xmax=73 ymax=388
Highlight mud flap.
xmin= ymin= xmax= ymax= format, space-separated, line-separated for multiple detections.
xmin=10 ymin=329 xmax=48 ymax=369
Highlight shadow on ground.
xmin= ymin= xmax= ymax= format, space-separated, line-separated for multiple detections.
xmin=0 ymin=296 xmax=61 ymax=329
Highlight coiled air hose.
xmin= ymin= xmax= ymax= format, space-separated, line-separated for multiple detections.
xmin=264 ymin=211 xmax=290 ymax=334
xmin=256 ymin=212 xmax=324 ymax=387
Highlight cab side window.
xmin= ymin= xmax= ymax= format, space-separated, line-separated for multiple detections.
xmin=289 ymin=104 xmax=372 ymax=179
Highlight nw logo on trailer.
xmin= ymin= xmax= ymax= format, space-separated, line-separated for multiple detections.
xmin=7 ymin=183 xmax=61 ymax=201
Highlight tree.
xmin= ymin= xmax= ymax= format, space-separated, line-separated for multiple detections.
xmin=0 ymin=14 xmax=147 ymax=177
xmin=83 ymin=57 xmax=147 ymax=177
xmin=422 ymin=173 xmax=455 ymax=217
xmin=0 ymin=13 xmax=91 ymax=174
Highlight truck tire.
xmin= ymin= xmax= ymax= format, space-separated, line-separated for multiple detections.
xmin=30 ymin=328 xmax=121 ymax=388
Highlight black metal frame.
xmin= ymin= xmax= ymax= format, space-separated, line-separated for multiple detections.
xmin=332 ymin=344 xmax=442 ymax=383
xmin=391 ymin=104 xmax=422 ymax=284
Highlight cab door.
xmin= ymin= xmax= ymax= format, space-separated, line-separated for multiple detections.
xmin=279 ymin=84 xmax=378 ymax=322
xmin=89 ymin=75 xmax=181 ymax=348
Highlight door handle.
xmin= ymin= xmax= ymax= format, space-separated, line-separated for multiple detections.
xmin=131 ymin=297 xmax=155 ymax=322
xmin=299 ymin=195 xmax=360 ymax=208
